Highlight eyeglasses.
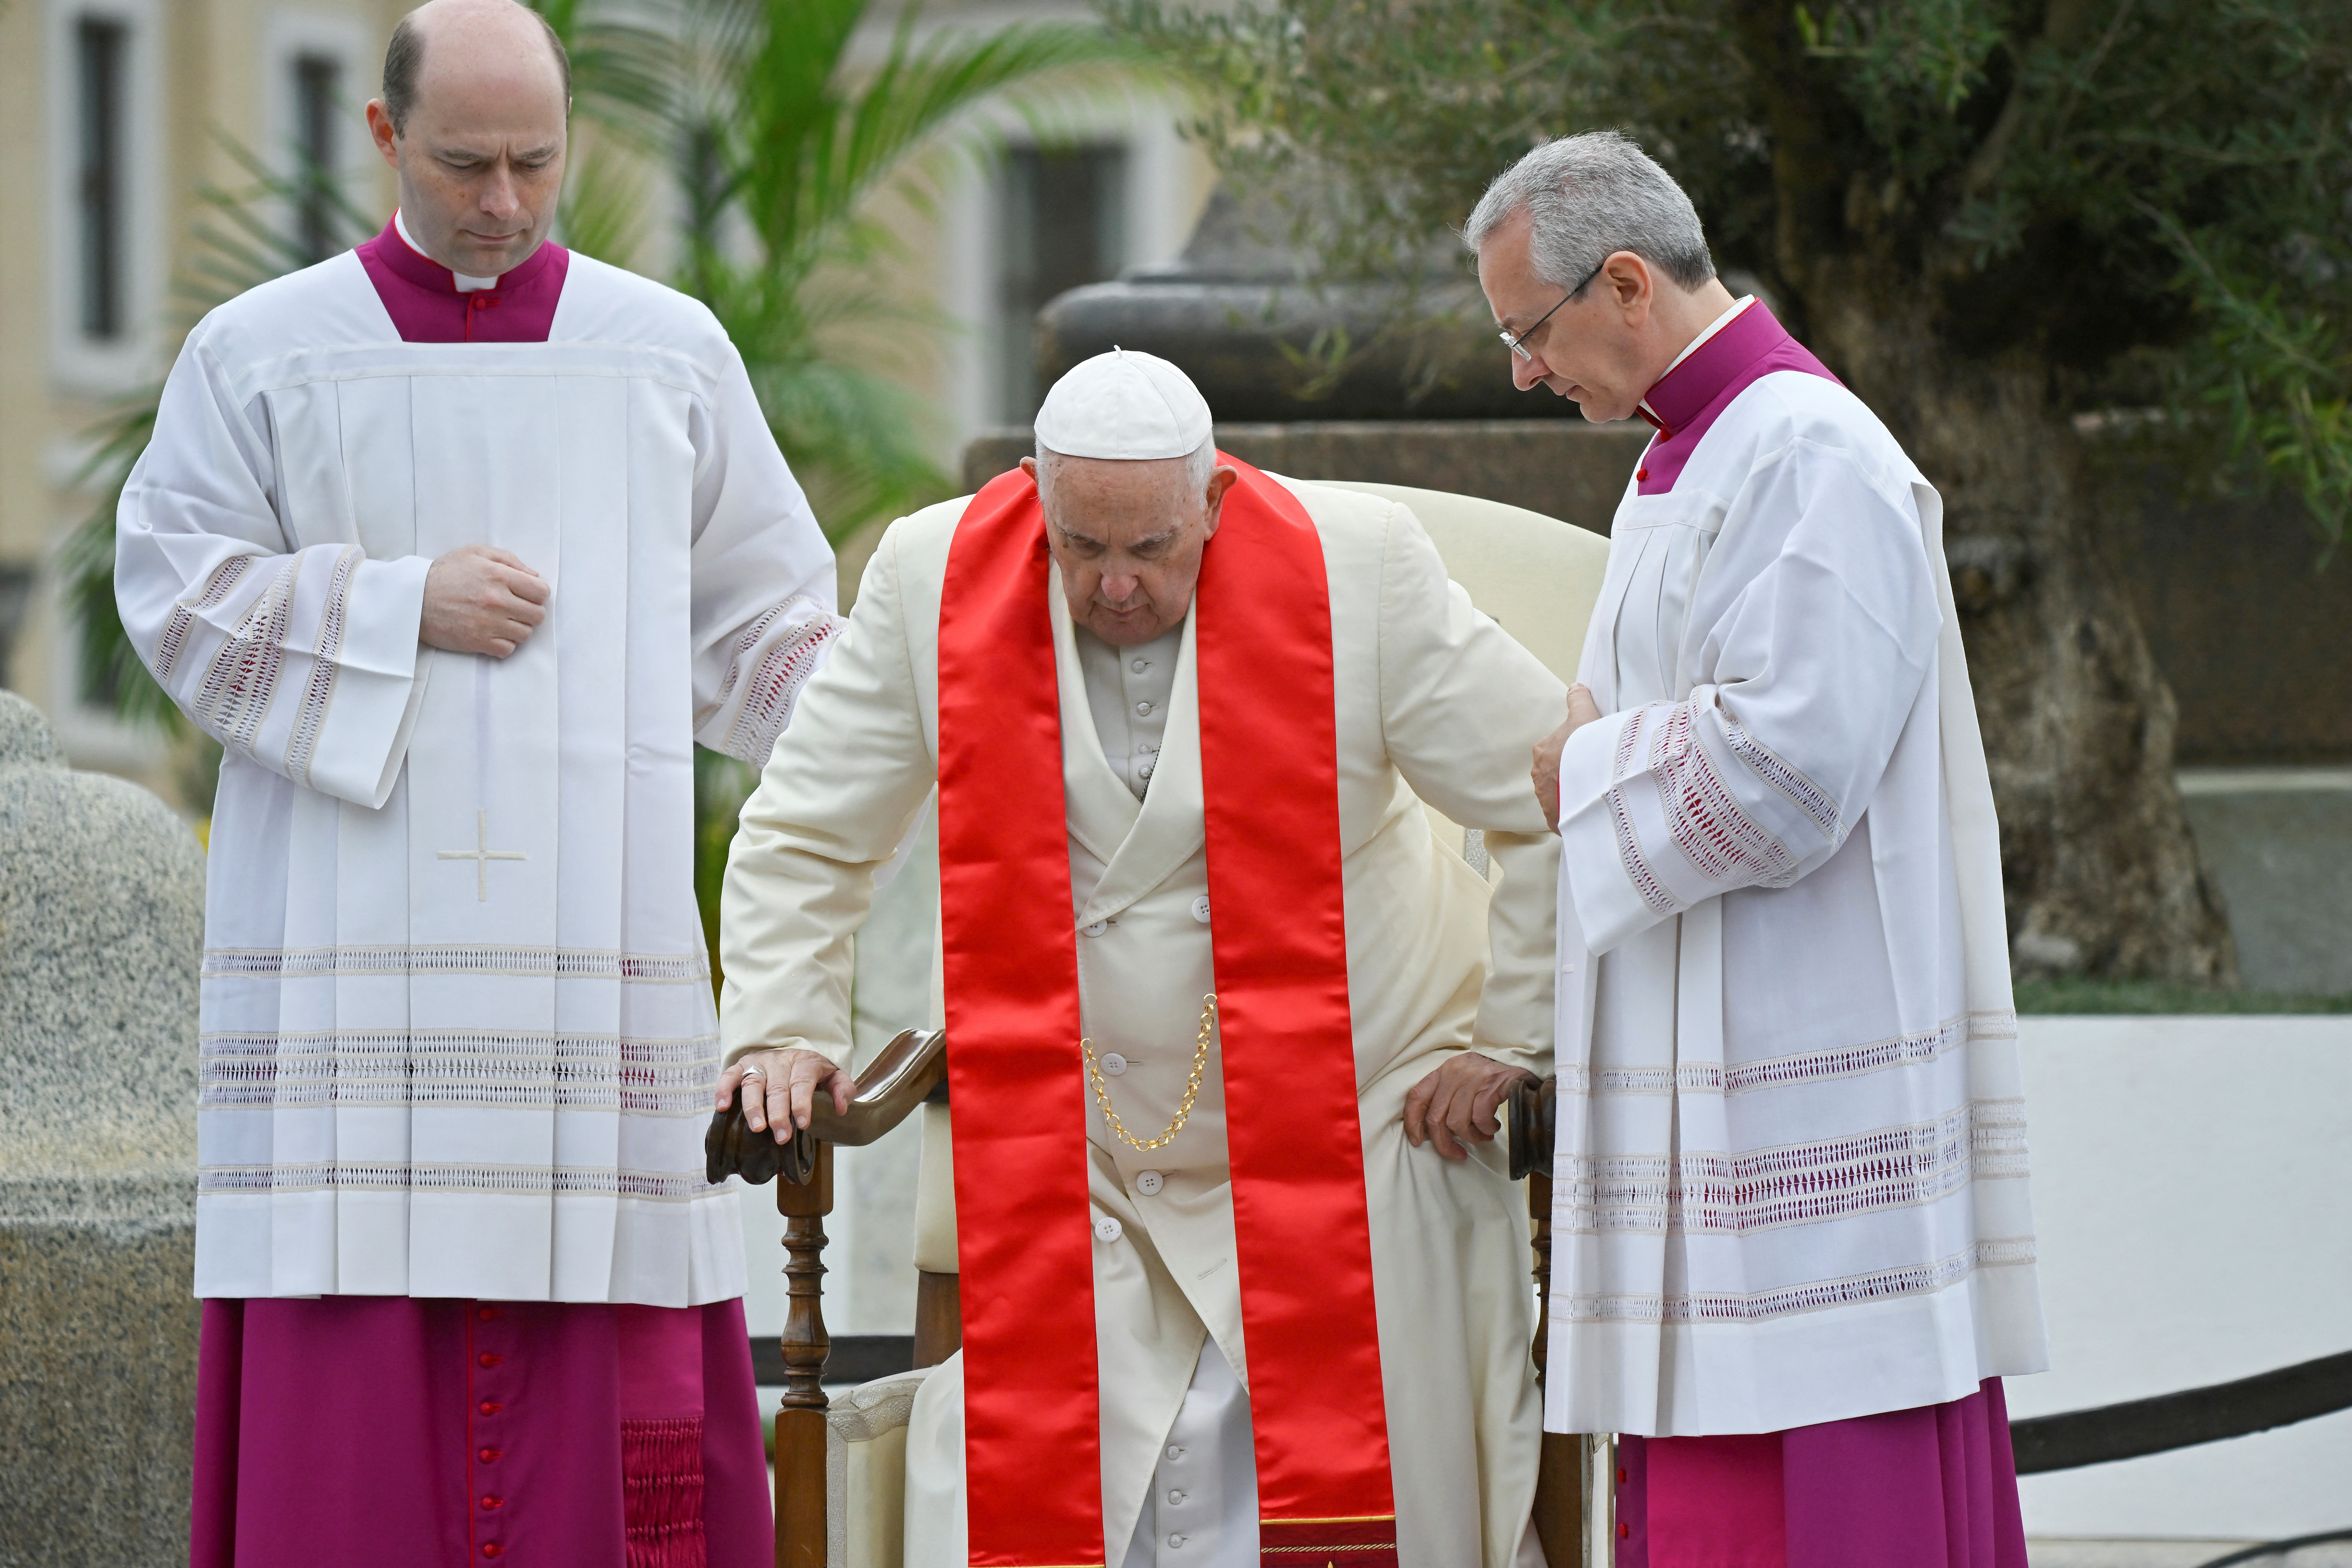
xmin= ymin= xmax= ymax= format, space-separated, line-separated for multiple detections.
xmin=1498 ymin=258 xmax=1607 ymax=361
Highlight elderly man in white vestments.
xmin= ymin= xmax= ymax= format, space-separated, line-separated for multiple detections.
xmin=718 ymin=349 xmax=1569 ymax=1568
xmin=115 ymin=4 xmax=837 ymax=1563
xmin=1469 ymin=132 xmax=2050 ymax=1568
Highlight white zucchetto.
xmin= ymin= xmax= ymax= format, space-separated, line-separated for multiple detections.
xmin=1032 ymin=348 xmax=1214 ymax=460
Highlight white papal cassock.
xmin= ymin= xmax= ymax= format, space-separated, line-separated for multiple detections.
xmin=722 ymin=477 xmax=1566 ymax=1568
xmin=118 ymin=245 xmax=837 ymax=1306
xmin=1547 ymin=299 xmax=2049 ymax=1438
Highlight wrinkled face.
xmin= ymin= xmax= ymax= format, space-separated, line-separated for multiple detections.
xmin=366 ymin=3 xmax=569 ymax=277
xmin=1476 ymin=209 xmax=1656 ymax=425
xmin=1028 ymin=454 xmax=1238 ymax=647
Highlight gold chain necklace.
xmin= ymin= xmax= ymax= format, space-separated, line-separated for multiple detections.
xmin=1079 ymin=994 xmax=1217 ymax=1152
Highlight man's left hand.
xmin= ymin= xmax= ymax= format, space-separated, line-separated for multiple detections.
xmin=1403 ymin=1051 xmax=1539 ymax=1160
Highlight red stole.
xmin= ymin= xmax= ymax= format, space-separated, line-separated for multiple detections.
xmin=935 ymin=458 xmax=1398 ymax=1567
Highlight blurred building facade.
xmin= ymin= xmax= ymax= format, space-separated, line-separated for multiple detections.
xmin=0 ymin=0 xmax=407 ymax=782
xmin=0 ymin=0 xmax=1212 ymax=787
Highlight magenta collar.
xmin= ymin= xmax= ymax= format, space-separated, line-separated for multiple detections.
xmin=353 ymin=216 xmax=570 ymax=344
xmin=1631 ymin=302 xmax=1838 ymax=496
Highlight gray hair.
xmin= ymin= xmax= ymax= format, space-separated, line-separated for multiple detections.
xmin=1463 ymin=130 xmax=1716 ymax=293
xmin=1034 ymin=437 xmax=1217 ymax=497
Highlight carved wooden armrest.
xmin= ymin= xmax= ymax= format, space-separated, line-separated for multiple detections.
xmin=1507 ymin=1073 xmax=1557 ymax=1182
xmin=704 ymin=1027 xmax=948 ymax=1187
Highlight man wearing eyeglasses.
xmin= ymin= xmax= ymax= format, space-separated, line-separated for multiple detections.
xmin=1471 ymin=131 xmax=2048 ymax=1568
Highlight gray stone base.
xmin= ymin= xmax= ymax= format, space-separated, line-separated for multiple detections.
xmin=0 ymin=1218 xmax=199 ymax=1568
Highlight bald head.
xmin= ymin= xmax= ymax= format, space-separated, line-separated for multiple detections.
xmin=366 ymin=0 xmax=571 ymax=278
xmin=384 ymin=0 xmax=570 ymax=135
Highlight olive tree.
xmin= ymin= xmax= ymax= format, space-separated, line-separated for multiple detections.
xmin=1120 ymin=0 xmax=2352 ymax=982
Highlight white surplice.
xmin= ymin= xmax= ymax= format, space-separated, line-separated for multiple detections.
xmin=117 ymin=248 xmax=838 ymax=1305
xmin=1547 ymin=365 xmax=2050 ymax=1437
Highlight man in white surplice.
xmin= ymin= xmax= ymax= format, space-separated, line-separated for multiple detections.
xmin=1472 ymin=133 xmax=2048 ymax=1565
xmin=118 ymin=3 xmax=832 ymax=1560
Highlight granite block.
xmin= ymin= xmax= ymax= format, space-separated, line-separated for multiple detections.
xmin=0 ymin=691 xmax=205 ymax=1567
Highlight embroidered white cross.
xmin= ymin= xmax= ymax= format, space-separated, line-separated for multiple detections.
xmin=437 ymin=809 xmax=526 ymax=901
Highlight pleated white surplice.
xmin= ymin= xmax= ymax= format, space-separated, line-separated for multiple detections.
xmin=1547 ymin=369 xmax=2049 ymax=1438
xmin=118 ymin=254 xmax=838 ymax=1305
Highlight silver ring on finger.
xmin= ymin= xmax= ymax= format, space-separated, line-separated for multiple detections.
xmin=739 ymin=1066 xmax=765 ymax=1081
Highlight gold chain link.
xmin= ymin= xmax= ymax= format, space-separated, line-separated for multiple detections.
xmin=1079 ymin=994 xmax=1217 ymax=1152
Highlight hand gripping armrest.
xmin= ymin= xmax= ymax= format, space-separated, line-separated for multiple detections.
xmin=705 ymin=1028 xmax=948 ymax=1187
xmin=1507 ymin=1074 xmax=1557 ymax=1182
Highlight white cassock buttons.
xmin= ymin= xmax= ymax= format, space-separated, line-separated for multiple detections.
xmin=1190 ymin=895 xmax=1211 ymax=924
xmin=1135 ymin=1170 xmax=1164 ymax=1195
xmin=1139 ymin=761 xmax=1155 ymax=781
xmin=1100 ymin=1052 xmax=1128 ymax=1076
xmin=1167 ymin=1535 xmax=1187 ymax=1549
xmin=1082 ymin=919 xmax=1108 ymax=937
xmin=1093 ymin=1215 xmax=1123 ymax=1243
xmin=1166 ymin=1444 xmax=1185 ymax=1461
xmin=1135 ymin=700 xmax=1155 ymax=716
xmin=1131 ymin=658 xmax=1150 ymax=673
xmin=1167 ymin=1490 xmax=1186 ymax=1505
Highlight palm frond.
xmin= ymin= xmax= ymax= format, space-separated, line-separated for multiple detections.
xmin=559 ymin=136 xmax=657 ymax=269
xmin=530 ymin=0 xmax=680 ymax=156
xmin=62 ymin=142 xmax=378 ymax=731
xmin=682 ymin=0 xmax=1149 ymax=537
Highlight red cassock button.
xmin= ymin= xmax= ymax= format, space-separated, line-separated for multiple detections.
xmin=482 ymin=1545 xmax=502 ymax=1559
xmin=482 ymin=1496 xmax=502 ymax=1511
xmin=478 ymin=1448 xmax=501 ymax=1464
xmin=1620 ymin=1522 xmax=1631 ymax=1539
xmin=1618 ymin=1468 xmax=1628 ymax=1483
xmin=477 ymin=1306 xmax=499 ymax=1321
xmin=477 ymin=1353 xmax=502 ymax=1368
xmin=1636 ymin=468 xmax=1649 ymax=481
xmin=479 ymin=1401 xmax=501 ymax=1416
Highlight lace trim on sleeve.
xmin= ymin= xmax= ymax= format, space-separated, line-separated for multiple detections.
xmin=1604 ymin=702 xmax=1802 ymax=911
xmin=1722 ymin=710 xmax=1842 ymax=842
xmin=1607 ymin=710 xmax=1680 ymax=917
xmin=1655 ymin=705 xmax=1799 ymax=889
xmin=710 ymin=598 xmax=839 ymax=764
xmin=154 ymin=554 xmax=254 ymax=684
xmin=194 ymin=558 xmax=298 ymax=756
xmin=284 ymin=545 xmax=360 ymax=787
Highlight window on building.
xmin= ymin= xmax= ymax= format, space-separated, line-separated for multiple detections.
xmin=997 ymin=145 xmax=1128 ymax=422
xmin=292 ymin=53 xmax=343 ymax=263
xmin=74 ymin=15 xmax=128 ymax=341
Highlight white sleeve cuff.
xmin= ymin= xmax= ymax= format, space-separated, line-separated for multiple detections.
xmin=303 ymin=554 xmax=432 ymax=809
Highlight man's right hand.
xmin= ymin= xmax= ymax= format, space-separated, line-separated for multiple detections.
xmin=1532 ymin=682 xmax=1605 ymax=830
xmin=716 ymin=1048 xmax=855 ymax=1145
xmin=422 ymin=545 xmax=549 ymax=658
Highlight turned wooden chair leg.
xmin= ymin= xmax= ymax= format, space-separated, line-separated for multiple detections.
xmin=1528 ymin=1168 xmax=1591 ymax=1568
xmin=775 ymin=1143 xmax=833 ymax=1568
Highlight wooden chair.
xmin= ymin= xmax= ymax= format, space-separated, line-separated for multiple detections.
xmin=710 ymin=481 xmax=1616 ymax=1568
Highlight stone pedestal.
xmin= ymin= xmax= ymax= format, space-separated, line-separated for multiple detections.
xmin=963 ymin=418 xmax=1647 ymax=534
xmin=0 ymin=692 xmax=206 ymax=1568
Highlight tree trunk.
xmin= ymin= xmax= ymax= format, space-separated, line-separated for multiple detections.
xmin=1803 ymin=283 xmax=2236 ymax=984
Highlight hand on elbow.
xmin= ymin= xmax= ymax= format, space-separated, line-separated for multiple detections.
xmin=1531 ymin=682 xmax=1603 ymax=830
xmin=421 ymin=544 xmax=550 ymax=658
